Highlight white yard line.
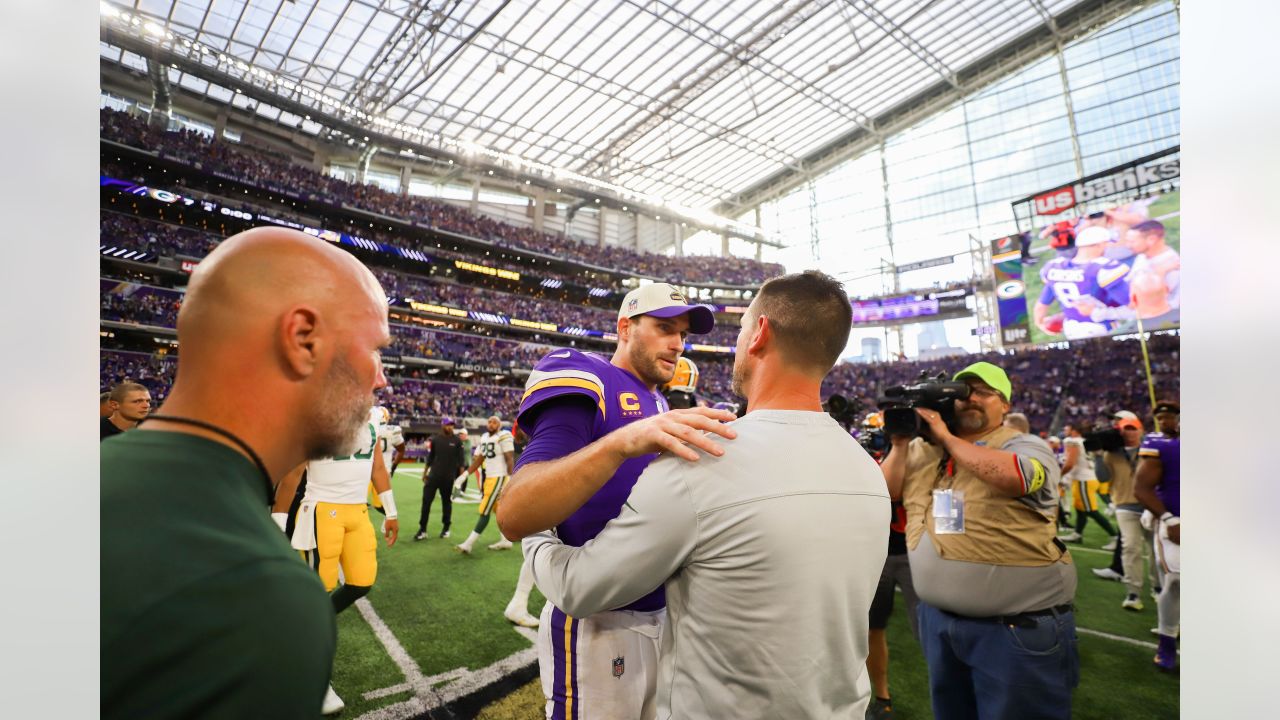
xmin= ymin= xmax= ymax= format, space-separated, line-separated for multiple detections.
xmin=352 ymin=698 xmax=428 ymax=720
xmin=1075 ymin=626 xmax=1156 ymax=649
xmin=362 ymin=683 xmax=411 ymax=701
xmin=355 ymin=590 xmax=1168 ymax=720
xmin=1070 ymin=546 xmax=1111 ymax=556
xmin=354 ymin=598 xmax=539 ymax=720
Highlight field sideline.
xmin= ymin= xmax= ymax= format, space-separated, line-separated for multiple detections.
xmin=328 ymin=463 xmax=1177 ymax=719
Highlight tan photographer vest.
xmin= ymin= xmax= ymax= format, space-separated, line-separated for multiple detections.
xmin=1105 ymin=448 xmax=1140 ymax=505
xmin=903 ymin=425 xmax=1071 ymax=568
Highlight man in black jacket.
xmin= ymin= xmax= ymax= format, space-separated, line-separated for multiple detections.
xmin=417 ymin=417 xmax=467 ymax=540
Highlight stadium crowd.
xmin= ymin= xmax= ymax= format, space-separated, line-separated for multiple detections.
xmin=100 ymin=286 xmax=181 ymax=327
xmin=372 ymin=269 xmax=617 ymax=328
xmin=99 ymin=207 xmax=618 ymax=292
xmin=819 ymin=333 xmax=1179 ymax=435
xmin=99 ymin=350 xmax=177 ymax=405
xmin=387 ymin=325 xmax=548 ymax=369
xmin=102 ymin=332 xmax=1178 ymax=434
xmin=101 ymin=109 xmax=783 ymax=286
xmin=100 ymin=285 xmax=555 ymax=372
xmin=100 ymin=212 xmax=221 ymax=258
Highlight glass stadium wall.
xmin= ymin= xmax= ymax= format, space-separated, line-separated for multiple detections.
xmin=689 ymin=2 xmax=1179 ymax=358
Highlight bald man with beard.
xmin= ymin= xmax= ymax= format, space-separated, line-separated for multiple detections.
xmin=101 ymin=227 xmax=391 ymax=720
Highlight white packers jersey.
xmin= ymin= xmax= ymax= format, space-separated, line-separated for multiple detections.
xmin=1061 ymin=436 xmax=1097 ymax=482
xmin=378 ymin=423 xmax=405 ymax=475
xmin=475 ymin=430 xmax=515 ymax=477
xmin=304 ymin=409 xmax=380 ymax=504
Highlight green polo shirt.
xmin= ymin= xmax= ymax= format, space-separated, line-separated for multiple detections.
xmin=102 ymin=431 xmax=336 ymax=719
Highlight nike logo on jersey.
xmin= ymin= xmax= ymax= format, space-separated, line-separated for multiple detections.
xmin=549 ymin=351 xmax=572 ymax=358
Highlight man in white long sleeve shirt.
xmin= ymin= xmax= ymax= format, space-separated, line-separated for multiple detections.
xmin=523 ymin=271 xmax=890 ymax=720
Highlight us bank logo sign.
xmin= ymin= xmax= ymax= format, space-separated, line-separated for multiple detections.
xmin=1033 ymin=159 xmax=1180 ymax=215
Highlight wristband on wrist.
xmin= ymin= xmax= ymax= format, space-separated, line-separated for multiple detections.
xmin=378 ymin=490 xmax=398 ymax=520
xmin=1160 ymin=511 xmax=1174 ymax=522
xmin=1163 ymin=515 xmax=1180 ymax=528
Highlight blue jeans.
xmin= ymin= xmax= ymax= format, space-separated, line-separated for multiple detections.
xmin=917 ymin=601 xmax=1078 ymax=720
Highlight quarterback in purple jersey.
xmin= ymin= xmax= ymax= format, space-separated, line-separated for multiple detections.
xmin=496 ymin=283 xmax=736 ymax=720
xmin=1135 ymin=400 xmax=1180 ymax=672
xmin=1033 ymin=226 xmax=1131 ymax=340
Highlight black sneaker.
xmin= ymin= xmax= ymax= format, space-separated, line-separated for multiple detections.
xmin=868 ymin=697 xmax=894 ymax=720
xmin=440 ymin=529 xmax=451 ymax=538
xmin=413 ymin=531 xmax=427 ymax=541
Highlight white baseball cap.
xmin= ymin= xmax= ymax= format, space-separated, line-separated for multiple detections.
xmin=618 ymin=283 xmax=715 ymax=334
xmin=1112 ymin=410 xmax=1139 ymax=421
xmin=1075 ymin=226 xmax=1114 ymax=247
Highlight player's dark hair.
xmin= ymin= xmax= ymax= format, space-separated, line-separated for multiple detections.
xmin=1132 ymin=219 xmax=1165 ymax=237
xmin=752 ymin=270 xmax=852 ymax=377
xmin=108 ymin=381 xmax=149 ymax=403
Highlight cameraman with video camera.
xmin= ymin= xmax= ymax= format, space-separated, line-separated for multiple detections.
xmin=880 ymin=361 xmax=1076 ymax=720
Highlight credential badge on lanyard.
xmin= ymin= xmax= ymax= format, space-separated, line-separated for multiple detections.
xmin=933 ymin=488 xmax=966 ymax=534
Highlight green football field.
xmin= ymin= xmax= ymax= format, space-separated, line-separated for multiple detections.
xmin=1023 ymin=190 xmax=1181 ymax=345
xmin=330 ymin=463 xmax=1178 ymax=719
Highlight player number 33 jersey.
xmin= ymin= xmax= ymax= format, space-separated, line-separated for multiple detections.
xmin=476 ymin=430 xmax=515 ymax=477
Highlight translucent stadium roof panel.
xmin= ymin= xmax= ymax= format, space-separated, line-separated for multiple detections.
xmin=106 ymin=0 xmax=1094 ymax=209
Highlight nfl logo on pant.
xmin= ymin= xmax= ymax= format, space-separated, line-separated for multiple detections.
xmin=612 ymin=656 xmax=625 ymax=678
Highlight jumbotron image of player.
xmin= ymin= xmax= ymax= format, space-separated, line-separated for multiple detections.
xmin=662 ymin=356 xmax=700 ymax=409
xmin=273 ymin=407 xmax=400 ymax=714
xmin=495 ymin=282 xmax=735 ymax=719
xmin=1084 ymin=220 xmax=1181 ymax=331
xmin=1033 ymin=226 xmax=1131 ymax=339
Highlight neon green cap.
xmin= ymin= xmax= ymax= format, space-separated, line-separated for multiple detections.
xmin=953 ymin=361 xmax=1012 ymax=403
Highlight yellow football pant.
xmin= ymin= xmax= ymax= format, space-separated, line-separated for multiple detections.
xmin=304 ymin=502 xmax=377 ymax=591
xmin=479 ymin=475 xmax=508 ymax=517
xmin=1072 ymin=479 xmax=1101 ymax=512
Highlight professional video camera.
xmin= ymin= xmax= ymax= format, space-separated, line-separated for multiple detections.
xmin=857 ymin=412 xmax=890 ymax=458
xmin=877 ymin=371 xmax=971 ymax=438
xmin=1082 ymin=427 xmax=1125 ymax=453
xmin=823 ymin=393 xmax=862 ymax=431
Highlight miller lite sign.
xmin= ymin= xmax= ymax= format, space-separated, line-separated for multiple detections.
xmin=1032 ymin=158 xmax=1179 ymax=215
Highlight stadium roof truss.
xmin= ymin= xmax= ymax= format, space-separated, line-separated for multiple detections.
xmin=100 ymin=0 xmax=1149 ymax=230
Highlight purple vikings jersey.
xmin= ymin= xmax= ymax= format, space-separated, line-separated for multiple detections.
xmin=1039 ymin=256 xmax=1130 ymax=325
xmin=1139 ymin=432 xmax=1180 ymax=516
xmin=516 ymin=348 xmax=670 ymax=611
